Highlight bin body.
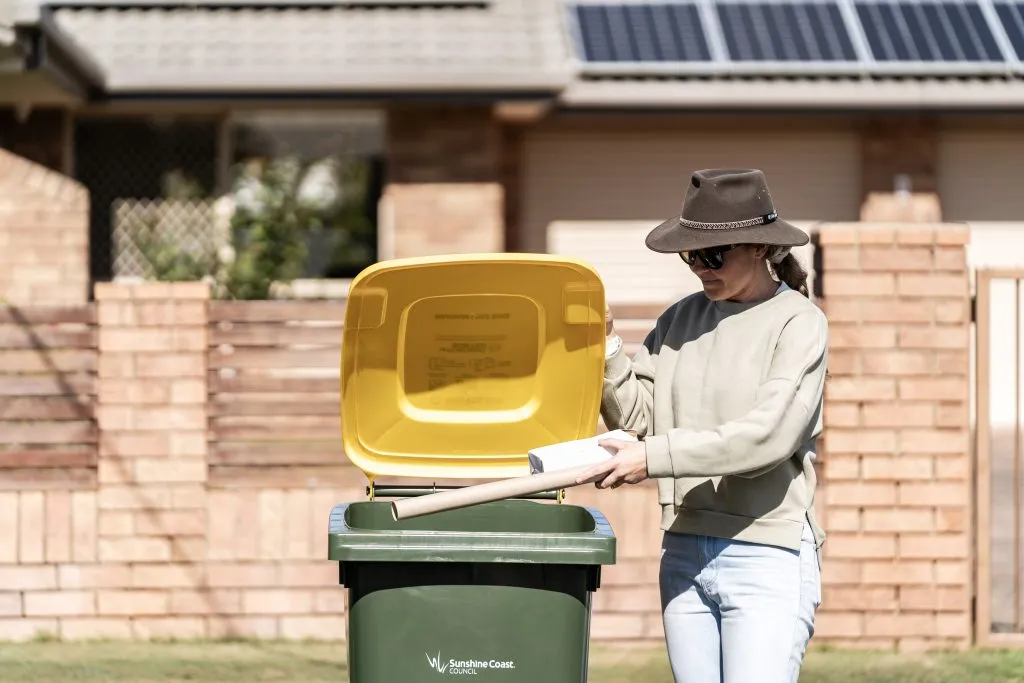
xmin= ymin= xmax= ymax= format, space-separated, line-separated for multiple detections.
xmin=329 ymin=499 xmax=616 ymax=683
xmin=334 ymin=254 xmax=616 ymax=681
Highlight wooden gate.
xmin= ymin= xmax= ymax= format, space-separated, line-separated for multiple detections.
xmin=975 ymin=268 xmax=1024 ymax=646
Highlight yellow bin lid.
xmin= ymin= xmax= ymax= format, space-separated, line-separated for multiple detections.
xmin=341 ymin=253 xmax=606 ymax=481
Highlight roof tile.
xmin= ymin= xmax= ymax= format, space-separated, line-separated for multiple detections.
xmin=51 ymin=0 xmax=572 ymax=93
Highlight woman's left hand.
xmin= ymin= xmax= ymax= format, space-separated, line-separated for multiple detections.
xmin=576 ymin=439 xmax=650 ymax=489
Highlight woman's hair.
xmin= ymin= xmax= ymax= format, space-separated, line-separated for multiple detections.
xmin=773 ymin=253 xmax=809 ymax=298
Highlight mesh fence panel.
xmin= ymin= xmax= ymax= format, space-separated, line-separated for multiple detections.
xmin=74 ymin=116 xmax=219 ymax=283
xmin=112 ymin=198 xmax=232 ymax=280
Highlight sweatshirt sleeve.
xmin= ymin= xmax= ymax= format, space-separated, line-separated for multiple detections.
xmin=599 ymin=326 xmax=659 ymax=439
xmin=643 ymin=307 xmax=828 ymax=479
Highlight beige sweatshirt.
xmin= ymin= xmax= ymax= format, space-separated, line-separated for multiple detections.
xmin=601 ymin=283 xmax=828 ymax=556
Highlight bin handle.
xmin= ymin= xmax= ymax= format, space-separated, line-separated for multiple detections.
xmin=364 ymin=483 xmax=562 ymax=501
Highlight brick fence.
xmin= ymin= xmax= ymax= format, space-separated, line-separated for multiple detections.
xmin=0 ymin=223 xmax=974 ymax=653
xmin=0 ymin=149 xmax=89 ymax=306
xmin=814 ymin=223 xmax=973 ymax=651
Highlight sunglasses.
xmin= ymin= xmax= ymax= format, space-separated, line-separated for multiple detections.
xmin=678 ymin=245 xmax=736 ymax=270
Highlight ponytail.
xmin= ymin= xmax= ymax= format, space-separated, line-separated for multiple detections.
xmin=774 ymin=253 xmax=809 ymax=297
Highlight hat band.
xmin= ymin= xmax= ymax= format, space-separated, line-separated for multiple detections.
xmin=678 ymin=211 xmax=777 ymax=231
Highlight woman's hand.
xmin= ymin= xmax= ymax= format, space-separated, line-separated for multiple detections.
xmin=576 ymin=438 xmax=650 ymax=489
xmin=606 ymin=304 xmax=615 ymax=337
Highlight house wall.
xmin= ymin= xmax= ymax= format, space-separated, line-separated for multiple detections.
xmin=517 ymin=113 xmax=865 ymax=256
xmin=937 ymin=121 xmax=1024 ymax=222
xmin=0 ymin=223 xmax=975 ymax=652
xmin=0 ymin=107 xmax=69 ymax=175
xmin=514 ymin=111 xmax=1024 ymax=313
xmin=512 ymin=112 xmax=1024 ymax=263
xmin=49 ymin=105 xmax=1014 ymax=293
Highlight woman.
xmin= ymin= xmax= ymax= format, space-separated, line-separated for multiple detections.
xmin=578 ymin=168 xmax=827 ymax=683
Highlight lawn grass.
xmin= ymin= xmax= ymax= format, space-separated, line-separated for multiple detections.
xmin=1 ymin=640 xmax=1024 ymax=682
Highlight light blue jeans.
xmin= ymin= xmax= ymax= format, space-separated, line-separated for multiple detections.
xmin=659 ymin=519 xmax=821 ymax=683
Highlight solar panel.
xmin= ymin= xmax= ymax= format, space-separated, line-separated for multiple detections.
xmin=994 ymin=1 xmax=1024 ymax=59
xmin=568 ymin=0 xmax=1017 ymax=74
xmin=714 ymin=1 xmax=858 ymax=61
xmin=853 ymin=0 xmax=1003 ymax=61
xmin=569 ymin=2 xmax=713 ymax=62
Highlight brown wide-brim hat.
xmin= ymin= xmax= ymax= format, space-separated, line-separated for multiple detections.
xmin=645 ymin=168 xmax=810 ymax=253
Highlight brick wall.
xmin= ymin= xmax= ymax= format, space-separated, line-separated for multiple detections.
xmin=0 ymin=283 xmax=350 ymax=641
xmin=0 ymin=149 xmax=89 ymax=305
xmin=814 ymin=222 xmax=972 ymax=652
xmin=860 ymin=116 xmax=939 ymax=196
xmin=386 ymin=105 xmax=502 ymax=184
xmin=0 ymin=233 xmax=976 ymax=650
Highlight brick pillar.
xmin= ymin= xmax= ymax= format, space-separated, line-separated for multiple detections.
xmin=381 ymin=105 xmax=505 ymax=259
xmin=814 ymin=223 xmax=972 ymax=652
xmin=378 ymin=183 xmax=504 ymax=259
xmin=94 ymin=282 xmax=210 ymax=639
xmin=859 ymin=117 xmax=944 ymax=223
xmin=0 ymin=149 xmax=89 ymax=305
xmin=860 ymin=193 xmax=943 ymax=223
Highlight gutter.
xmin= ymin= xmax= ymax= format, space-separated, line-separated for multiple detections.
xmin=86 ymin=69 xmax=572 ymax=101
xmin=559 ymin=78 xmax=1024 ymax=111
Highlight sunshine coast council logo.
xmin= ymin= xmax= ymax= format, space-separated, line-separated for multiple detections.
xmin=426 ymin=651 xmax=517 ymax=676
xmin=427 ymin=651 xmax=449 ymax=674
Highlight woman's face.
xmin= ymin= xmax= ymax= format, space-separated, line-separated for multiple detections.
xmin=681 ymin=243 xmax=770 ymax=302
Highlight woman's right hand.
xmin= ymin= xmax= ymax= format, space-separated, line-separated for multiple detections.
xmin=605 ymin=304 xmax=615 ymax=337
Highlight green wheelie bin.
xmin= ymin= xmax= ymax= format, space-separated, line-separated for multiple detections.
xmin=329 ymin=253 xmax=618 ymax=682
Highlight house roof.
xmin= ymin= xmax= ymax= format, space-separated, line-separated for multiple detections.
xmin=8 ymin=0 xmax=1024 ymax=109
xmin=556 ymin=0 xmax=1024 ymax=109
xmin=45 ymin=1 xmax=574 ymax=95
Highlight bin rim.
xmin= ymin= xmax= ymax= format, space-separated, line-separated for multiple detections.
xmin=347 ymin=252 xmax=603 ymax=287
xmin=327 ymin=500 xmax=617 ymax=565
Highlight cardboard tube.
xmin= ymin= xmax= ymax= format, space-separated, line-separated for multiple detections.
xmin=390 ymin=464 xmax=601 ymax=521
